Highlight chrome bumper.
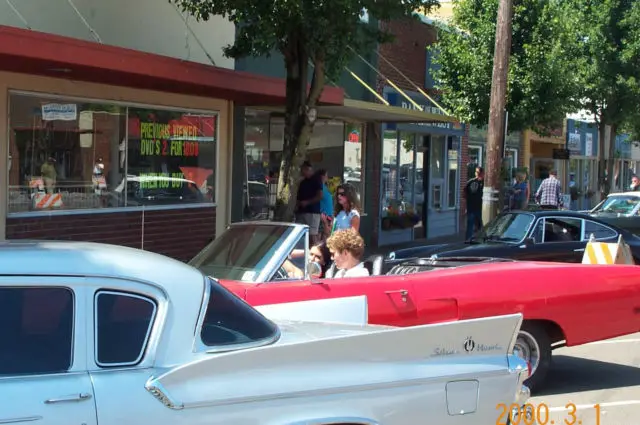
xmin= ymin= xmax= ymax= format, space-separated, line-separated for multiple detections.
xmin=507 ymin=353 xmax=532 ymax=424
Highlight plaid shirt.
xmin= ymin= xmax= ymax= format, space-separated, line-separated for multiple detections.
xmin=536 ymin=176 xmax=563 ymax=206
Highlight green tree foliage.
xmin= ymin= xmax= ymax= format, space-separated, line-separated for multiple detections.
xmin=171 ymin=0 xmax=438 ymax=219
xmin=430 ymin=0 xmax=579 ymax=133
xmin=561 ymin=0 xmax=640 ymax=196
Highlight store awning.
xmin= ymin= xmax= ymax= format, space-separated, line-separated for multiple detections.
xmin=254 ymin=99 xmax=459 ymax=124
xmin=0 ymin=25 xmax=344 ymax=106
xmin=317 ymin=99 xmax=459 ymax=123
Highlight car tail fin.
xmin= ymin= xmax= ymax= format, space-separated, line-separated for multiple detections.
xmin=145 ymin=313 xmax=523 ymax=410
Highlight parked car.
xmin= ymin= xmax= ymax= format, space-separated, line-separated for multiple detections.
xmin=190 ymin=221 xmax=640 ymax=392
xmin=0 ymin=240 xmax=531 ymax=425
xmin=585 ymin=191 xmax=640 ymax=234
xmin=388 ymin=210 xmax=640 ymax=266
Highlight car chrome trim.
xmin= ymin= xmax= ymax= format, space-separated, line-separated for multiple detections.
xmin=507 ymin=315 xmax=523 ymax=353
xmin=94 ymin=290 xmax=158 ymax=368
xmin=144 ymin=378 xmax=184 ymax=410
xmin=155 ymin=369 xmax=504 ymax=409
xmin=285 ymin=417 xmax=379 ymax=425
xmin=0 ymin=417 xmax=43 ymax=424
xmin=260 ymin=225 xmax=309 ymax=283
xmin=44 ymin=393 xmax=92 ymax=404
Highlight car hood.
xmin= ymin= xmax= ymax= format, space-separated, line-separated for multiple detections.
xmin=273 ymin=320 xmax=394 ymax=346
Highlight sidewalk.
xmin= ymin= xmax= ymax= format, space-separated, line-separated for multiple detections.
xmin=365 ymin=232 xmax=465 ymax=257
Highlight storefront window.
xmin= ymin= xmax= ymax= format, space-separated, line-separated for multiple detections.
xmin=504 ymin=148 xmax=518 ymax=183
xmin=399 ymin=132 xmax=416 ymax=207
xmin=430 ymin=135 xmax=446 ymax=208
xmin=242 ymin=109 xmax=271 ymax=220
xmin=468 ymin=145 xmax=483 ymax=181
xmin=381 ymin=130 xmax=399 ymax=214
xmin=8 ymin=92 xmax=217 ymax=214
xmin=447 ymin=139 xmax=459 ymax=208
xmin=344 ymin=123 xmax=365 ymax=208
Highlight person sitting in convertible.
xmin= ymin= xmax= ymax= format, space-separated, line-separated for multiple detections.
xmin=325 ymin=228 xmax=370 ymax=278
xmin=282 ymin=241 xmax=332 ymax=279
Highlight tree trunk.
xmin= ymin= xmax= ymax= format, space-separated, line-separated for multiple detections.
xmin=274 ymin=37 xmax=326 ymax=221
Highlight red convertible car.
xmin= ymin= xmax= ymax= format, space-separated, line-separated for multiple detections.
xmin=190 ymin=221 xmax=640 ymax=392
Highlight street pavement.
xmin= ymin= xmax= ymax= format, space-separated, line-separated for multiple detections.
xmin=525 ymin=333 xmax=640 ymax=425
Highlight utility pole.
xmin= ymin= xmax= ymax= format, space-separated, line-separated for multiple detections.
xmin=482 ymin=0 xmax=514 ymax=224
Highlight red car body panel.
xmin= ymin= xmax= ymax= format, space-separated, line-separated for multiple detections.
xmin=220 ymin=261 xmax=640 ymax=346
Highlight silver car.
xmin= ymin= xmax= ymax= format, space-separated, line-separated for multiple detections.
xmin=0 ymin=240 xmax=530 ymax=425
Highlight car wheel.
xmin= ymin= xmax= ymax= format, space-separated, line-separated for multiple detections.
xmin=513 ymin=322 xmax=552 ymax=393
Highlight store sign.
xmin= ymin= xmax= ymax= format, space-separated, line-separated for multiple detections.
xmin=585 ymin=133 xmax=593 ymax=157
xmin=348 ymin=130 xmax=360 ymax=143
xmin=41 ymin=103 xmax=77 ymax=121
xmin=568 ymin=132 xmax=581 ymax=153
xmin=384 ymin=88 xmax=464 ymax=135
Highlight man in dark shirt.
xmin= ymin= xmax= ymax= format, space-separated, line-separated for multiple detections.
xmin=464 ymin=166 xmax=484 ymax=242
xmin=296 ymin=161 xmax=323 ymax=244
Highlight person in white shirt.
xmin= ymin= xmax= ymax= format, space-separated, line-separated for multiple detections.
xmin=325 ymin=228 xmax=370 ymax=278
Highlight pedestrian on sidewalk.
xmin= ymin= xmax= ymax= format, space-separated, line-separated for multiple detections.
xmin=535 ymin=169 xmax=563 ymax=210
xmin=295 ymin=161 xmax=323 ymax=245
xmin=463 ymin=166 xmax=484 ymax=242
xmin=327 ymin=183 xmax=361 ymax=234
xmin=316 ymin=169 xmax=334 ymax=241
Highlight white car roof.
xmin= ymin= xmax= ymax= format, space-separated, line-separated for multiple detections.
xmin=0 ymin=240 xmax=205 ymax=297
xmin=608 ymin=191 xmax=640 ymax=197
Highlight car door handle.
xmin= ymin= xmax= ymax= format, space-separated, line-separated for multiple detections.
xmin=385 ymin=289 xmax=409 ymax=303
xmin=44 ymin=393 xmax=92 ymax=404
xmin=574 ymin=248 xmax=585 ymax=252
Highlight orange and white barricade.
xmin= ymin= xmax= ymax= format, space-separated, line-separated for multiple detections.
xmin=29 ymin=177 xmax=44 ymax=192
xmin=582 ymin=234 xmax=635 ymax=265
xmin=93 ymin=175 xmax=107 ymax=195
xmin=32 ymin=192 xmax=64 ymax=210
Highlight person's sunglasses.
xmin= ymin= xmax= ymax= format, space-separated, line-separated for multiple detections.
xmin=337 ymin=192 xmax=346 ymax=196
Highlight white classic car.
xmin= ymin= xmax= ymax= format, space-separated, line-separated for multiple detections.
xmin=0 ymin=241 xmax=530 ymax=425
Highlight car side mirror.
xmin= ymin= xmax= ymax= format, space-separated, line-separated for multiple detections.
xmin=524 ymin=237 xmax=535 ymax=246
xmin=308 ymin=261 xmax=323 ymax=280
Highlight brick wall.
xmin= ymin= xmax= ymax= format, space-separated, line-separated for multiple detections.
xmin=378 ymin=18 xmax=438 ymax=90
xmin=6 ymin=207 xmax=215 ymax=262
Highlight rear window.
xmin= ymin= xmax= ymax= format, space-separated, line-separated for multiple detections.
xmin=200 ymin=278 xmax=279 ymax=348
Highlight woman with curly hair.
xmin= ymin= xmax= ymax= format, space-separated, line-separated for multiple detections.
xmin=322 ymin=183 xmax=361 ymax=235
xmin=325 ymin=228 xmax=369 ymax=278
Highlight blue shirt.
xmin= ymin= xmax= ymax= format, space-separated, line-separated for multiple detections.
xmin=320 ymin=185 xmax=333 ymax=216
xmin=334 ymin=209 xmax=360 ymax=231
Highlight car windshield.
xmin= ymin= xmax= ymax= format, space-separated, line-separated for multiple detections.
xmin=200 ymin=278 xmax=279 ymax=349
xmin=593 ymin=196 xmax=640 ymax=215
xmin=480 ymin=212 xmax=535 ymax=243
xmin=189 ymin=224 xmax=294 ymax=281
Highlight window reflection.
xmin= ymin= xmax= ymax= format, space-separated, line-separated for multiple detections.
xmin=8 ymin=93 xmax=217 ymax=214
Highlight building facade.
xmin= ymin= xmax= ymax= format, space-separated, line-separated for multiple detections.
xmin=374 ymin=17 xmax=468 ymax=246
xmin=0 ymin=15 xmax=343 ymax=261
xmin=230 ymin=15 xmax=459 ymax=249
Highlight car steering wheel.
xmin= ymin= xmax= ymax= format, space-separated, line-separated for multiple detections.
xmin=273 ymin=266 xmax=289 ymax=281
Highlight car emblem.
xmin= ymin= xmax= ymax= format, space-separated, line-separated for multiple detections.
xmin=464 ymin=337 xmax=475 ymax=352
